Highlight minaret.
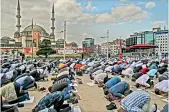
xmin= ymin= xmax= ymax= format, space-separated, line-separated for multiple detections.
xmin=16 ymin=0 xmax=21 ymax=33
xmin=50 ymin=3 xmax=55 ymax=38
xmin=14 ymin=0 xmax=21 ymax=38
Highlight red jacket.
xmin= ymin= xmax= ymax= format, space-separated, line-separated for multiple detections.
xmin=140 ymin=68 xmax=149 ymax=74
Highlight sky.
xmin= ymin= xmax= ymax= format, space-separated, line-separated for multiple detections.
xmin=1 ymin=0 xmax=168 ymax=47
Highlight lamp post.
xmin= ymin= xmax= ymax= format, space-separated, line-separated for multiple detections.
xmin=31 ymin=18 xmax=34 ymax=59
xmin=60 ymin=21 xmax=66 ymax=62
xmin=100 ymin=30 xmax=109 ymax=60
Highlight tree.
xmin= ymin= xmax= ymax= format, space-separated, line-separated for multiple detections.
xmin=36 ymin=39 xmax=55 ymax=58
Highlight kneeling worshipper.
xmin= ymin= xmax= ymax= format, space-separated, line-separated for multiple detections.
xmin=1 ymin=70 xmax=14 ymax=84
xmin=135 ymin=74 xmax=152 ymax=88
xmin=85 ymin=66 xmax=93 ymax=74
xmin=0 ymin=80 xmax=33 ymax=105
xmin=105 ymin=66 xmax=114 ymax=73
xmin=106 ymin=81 xmax=131 ymax=101
xmin=121 ymin=62 xmax=136 ymax=77
xmin=32 ymin=91 xmax=64 ymax=112
xmin=53 ymin=74 xmax=69 ymax=83
xmin=103 ymin=76 xmax=121 ymax=89
xmin=48 ymin=78 xmax=73 ymax=100
xmin=133 ymin=65 xmax=142 ymax=73
xmin=119 ymin=63 xmax=127 ymax=70
xmin=149 ymin=63 xmax=158 ymax=70
xmin=30 ymin=69 xmax=45 ymax=81
xmin=90 ymin=69 xmax=103 ymax=80
xmin=131 ymin=72 xmax=143 ymax=81
xmin=14 ymin=73 xmax=37 ymax=91
xmin=111 ymin=65 xmax=122 ymax=74
xmin=158 ymin=72 xmax=168 ymax=82
xmin=147 ymin=68 xmax=158 ymax=78
xmin=90 ymin=67 xmax=100 ymax=75
xmin=158 ymin=64 xmax=168 ymax=73
xmin=154 ymin=80 xmax=168 ymax=96
xmin=94 ymin=72 xmax=108 ymax=84
xmin=118 ymin=90 xmax=151 ymax=112
xmin=140 ymin=65 xmax=149 ymax=74
xmin=57 ymin=70 xmax=69 ymax=78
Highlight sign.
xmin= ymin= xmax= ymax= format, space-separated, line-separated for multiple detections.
xmin=58 ymin=49 xmax=74 ymax=54
xmin=33 ymin=32 xmax=40 ymax=47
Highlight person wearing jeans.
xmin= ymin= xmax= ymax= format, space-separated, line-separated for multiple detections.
xmin=106 ymin=81 xmax=130 ymax=101
xmin=32 ymin=91 xmax=64 ymax=112
xmin=14 ymin=73 xmax=37 ymax=91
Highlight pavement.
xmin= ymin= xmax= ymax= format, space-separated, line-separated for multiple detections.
xmin=19 ymin=74 xmax=167 ymax=112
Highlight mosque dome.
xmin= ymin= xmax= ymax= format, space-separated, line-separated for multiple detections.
xmin=1 ymin=36 xmax=14 ymax=43
xmin=1 ymin=36 xmax=11 ymax=40
xmin=22 ymin=24 xmax=49 ymax=37
xmin=56 ymin=39 xmax=65 ymax=43
xmin=14 ymin=31 xmax=20 ymax=38
xmin=71 ymin=42 xmax=78 ymax=47
xmin=23 ymin=25 xmax=46 ymax=33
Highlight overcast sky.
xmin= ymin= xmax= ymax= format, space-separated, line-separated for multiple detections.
xmin=1 ymin=0 xmax=168 ymax=46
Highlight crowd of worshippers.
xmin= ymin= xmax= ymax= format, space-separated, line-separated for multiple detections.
xmin=0 ymin=58 xmax=84 ymax=112
xmin=84 ymin=58 xmax=168 ymax=111
xmin=1 ymin=57 xmax=168 ymax=112
xmin=0 ymin=59 xmax=61 ymax=112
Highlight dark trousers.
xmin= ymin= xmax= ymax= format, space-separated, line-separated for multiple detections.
xmin=53 ymin=95 xmax=64 ymax=112
xmin=1 ymin=106 xmax=19 ymax=112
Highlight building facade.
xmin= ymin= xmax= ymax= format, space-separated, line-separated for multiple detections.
xmin=101 ymin=39 xmax=125 ymax=56
xmin=125 ymin=30 xmax=155 ymax=56
xmin=94 ymin=44 xmax=101 ymax=54
xmin=155 ymin=30 xmax=168 ymax=55
xmin=0 ymin=0 xmax=81 ymax=55
xmin=82 ymin=38 xmax=95 ymax=53
xmin=126 ymin=31 xmax=155 ymax=47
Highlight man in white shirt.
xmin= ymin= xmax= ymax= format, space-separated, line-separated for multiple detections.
xmin=154 ymin=80 xmax=168 ymax=96
xmin=92 ymin=69 xmax=103 ymax=78
xmin=135 ymin=74 xmax=151 ymax=88
xmin=94 ymin=73 xmax=108 ymax=84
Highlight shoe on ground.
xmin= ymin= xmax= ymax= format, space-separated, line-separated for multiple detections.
xmin=60 ymin=106 xmax=71 ymax=112
xmin=106 ymin=102 xmax=117 ymax=110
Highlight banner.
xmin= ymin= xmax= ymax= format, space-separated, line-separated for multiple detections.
xmin=33 ymin=32 xmax=39 ymax=48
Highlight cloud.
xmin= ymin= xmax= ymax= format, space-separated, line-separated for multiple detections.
xmin=145 ymin=2 xmax=156 ymax=9
xmin=138 ymin=2 xmax=145 ymax=5
xmin=1 ymin=0 xmax=149 ymax=45
xmin=151 ymin=21 xmax=166 ymax=27
xmin=86 ymin=1 xmax=98 ymax=11
xmin=120 ymin=0 xmax=128 ymax=2
xmin=96 ymin=4 xmax=148 ymax=23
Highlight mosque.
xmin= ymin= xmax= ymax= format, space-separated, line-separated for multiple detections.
xmin=1 ymin=0 xmax=79 ymax=54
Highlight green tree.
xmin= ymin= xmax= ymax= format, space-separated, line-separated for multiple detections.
xmin=36 ymin=39 xmax=55 ymax=58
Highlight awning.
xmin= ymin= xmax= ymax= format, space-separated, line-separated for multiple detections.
xmin=126 ymin=44 xmax=158 ymax=49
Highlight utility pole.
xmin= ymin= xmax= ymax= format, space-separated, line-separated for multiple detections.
xmin=119 ymin=36 xmax=123 ymax=60
xmin=158 ymin=40 xmax=161 ymax=61
xmin=63 ymin=21 xmax=66 ymax=62
xmin=31 ymin=18 xmax=34 ymax=59
xmin=107 ymin=30 xmax=109 ymax=60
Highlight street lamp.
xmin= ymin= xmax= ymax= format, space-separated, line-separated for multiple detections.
xmin=100 ymin=30 xmax=109 ymax=60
